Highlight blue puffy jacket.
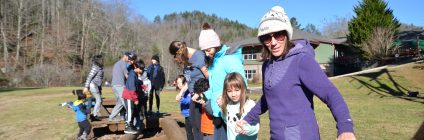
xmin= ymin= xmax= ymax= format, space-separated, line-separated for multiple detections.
xmin=204 ymin=44 xmax=247 ymax=117
xmin=70 ymin=100 xmax=88 ymax=122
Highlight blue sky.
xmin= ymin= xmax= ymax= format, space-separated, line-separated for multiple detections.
xmin=127 ymin=0 xmax=423 ymax=29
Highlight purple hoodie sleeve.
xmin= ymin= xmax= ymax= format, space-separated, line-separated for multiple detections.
xmin=243 ymin=94 xmax=268 ymax=124
xmin=299 ymin=54 xmax=354 ymax=136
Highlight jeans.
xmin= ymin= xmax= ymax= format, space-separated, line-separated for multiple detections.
xmin=77 ymin=120 xmax=91 ymax=137
xmin=190 ymin=100 xmax=203 ymax=140
xmin=88 ymin=83 xmax=102 ymax=117
xmin=185 ymin=117 xmax=194 ymax=140
xmin=109 ymin=85 xmax=125 ymax=119
xmin=203 ymin=134 xmax=214 ymax=140
xmin=213 ymin=118 xmax=227 ymax=140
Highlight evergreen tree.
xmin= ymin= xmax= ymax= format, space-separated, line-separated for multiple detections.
xmin=290 ymin=17 xmax=302 ymax=29
xmin=151 ymin=44 xmax=161 ymax=56
xmin=303 ymin=23 xmax=321 ymax=35
xmin=348 ymin=0 xmax=400 ymax=57
xmin=154 ymin=16 xmax=161 ymax=23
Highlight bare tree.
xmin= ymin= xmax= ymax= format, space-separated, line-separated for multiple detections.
xmin=361 ymin=27 xmax=396 ymax=61
xmin=1 ymin=2 xmax=9 ymax=73
xmin=14 ymin=0 xmax=23 ymax=70
xmin=322 ymin=16 xmax=350 ymax=37
xmin=40 ymin=0 xmax=45 ymax=65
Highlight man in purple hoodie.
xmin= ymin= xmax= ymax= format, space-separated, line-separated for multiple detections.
xmin=237 ymin=6 xmax=356 ymax=140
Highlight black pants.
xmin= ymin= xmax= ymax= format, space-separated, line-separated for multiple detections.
xmin=135 ymin=93 xmax=147 ymax=128
xmin=189 ymin=100 xmax=203 ymax=140
xmin=140 ymin=93 xmax=148 ymax=116
xmin=148 ymin=89 xmax=161 ymax=112
xmin=77 ymin=120 xmax=91 ymax=137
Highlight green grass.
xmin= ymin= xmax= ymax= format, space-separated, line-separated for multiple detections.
xmin=0 ymin=62 xmax=423 ymax=139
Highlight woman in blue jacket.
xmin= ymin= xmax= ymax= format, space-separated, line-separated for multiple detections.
xmin=197 ymin=22 xmax=247 ymax=140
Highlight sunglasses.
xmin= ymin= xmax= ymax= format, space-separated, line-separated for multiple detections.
xmin=259 ymin=31 xmax=287 ymax=44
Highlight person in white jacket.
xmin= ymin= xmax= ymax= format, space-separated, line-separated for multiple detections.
xmin=218 ymin=72 xmax=259 ymax=140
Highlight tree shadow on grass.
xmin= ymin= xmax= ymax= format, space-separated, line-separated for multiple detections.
xmin=349 ymin=68 xmax=424 ymax=104
xmin=0 ymin=87 xmax=42 ymax=93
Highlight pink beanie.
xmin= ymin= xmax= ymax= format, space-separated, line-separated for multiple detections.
xmin=199 ymin=23 xmax=221 ymax=50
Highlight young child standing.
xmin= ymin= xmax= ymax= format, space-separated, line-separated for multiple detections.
xmin=122 ymin=59 xmax=144 ymax=134
xmin=69 ymin=90 xmax=92 ymax=140
xmin=192 ymin=78 xmax=214 ymax=140
xmin=134 ymin=62 xmax=147 ymax=131
xmin=139 ymin=70 xmax=151 ymax=117
xmin=218 ymin=72 xmax=259 ymax=140
xmin=175 ymin=75 xmax=194 ymax=140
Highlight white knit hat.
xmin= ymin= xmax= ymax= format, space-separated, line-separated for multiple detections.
xmin=199 ymin=23 xmax=221 ymax=50
xmin=257 ymin=6 xmax=293 ymax=40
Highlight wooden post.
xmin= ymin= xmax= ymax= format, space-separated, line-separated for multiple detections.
xmin=160 ymin=116 xmax=186 ymax=140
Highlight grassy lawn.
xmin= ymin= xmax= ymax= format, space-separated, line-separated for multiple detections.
xmin=0 ymin=62 xmax=423 ymax=139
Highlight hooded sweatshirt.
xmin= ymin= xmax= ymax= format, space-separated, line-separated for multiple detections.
xmin=70 ymin=100 xmax=88 ymax=122
xmin=243 ymin=40 xmax=354 ymax=140
xmin=204 ymin=44 xmax=247 ymax=117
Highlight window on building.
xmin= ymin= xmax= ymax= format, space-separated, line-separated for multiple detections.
xmin=244 ymin=54 xmax=257 ymax=60
xmin=244 ymin=70 xmax=257 ymax=80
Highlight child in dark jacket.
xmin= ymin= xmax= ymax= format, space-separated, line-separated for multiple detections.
xmin=68 ymin=90 xmax=91 ymax=140
xmin=122 ymin=59 xmax=145 ymax=134
xmin=134 ymin=63 xmax=147 ymax=131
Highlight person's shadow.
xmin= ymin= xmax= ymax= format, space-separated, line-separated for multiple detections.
xmin=348 ymin=68 xmax=424 ymax=104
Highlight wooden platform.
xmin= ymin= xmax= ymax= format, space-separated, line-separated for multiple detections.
xmin=87 ymin=98 xmax=186 ymax=140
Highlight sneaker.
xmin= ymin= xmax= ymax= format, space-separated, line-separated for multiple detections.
xmin=78 ymin=132 xmax=87 ymax=140
xmin=124 ymin=125 xmax=138 ymax=134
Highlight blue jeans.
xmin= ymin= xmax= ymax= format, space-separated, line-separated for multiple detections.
xmin=89 ymin=83 xmax=102 ymax=117
xmin=185 ymin=116 xmax=194 ymax=140
xmin=190 ymin=99 xmax=203 ymax=140
xmin=214 ymin=118 xmax=227 ymax=140
xmin=86 ymin=83 xmax=102 ymax=116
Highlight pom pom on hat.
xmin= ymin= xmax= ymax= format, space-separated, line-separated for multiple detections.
xmin=257 ymin=6 xmax=293 ymax=40
xmin=199 ymin=22 xmax=221 ymax=50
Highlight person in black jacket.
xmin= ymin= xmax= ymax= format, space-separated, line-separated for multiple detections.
xmin=147 ymin=55 xmax=165 ymax=114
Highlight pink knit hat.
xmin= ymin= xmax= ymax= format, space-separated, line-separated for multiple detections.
xmin=199 ymin=23 xmax=221 ymax=50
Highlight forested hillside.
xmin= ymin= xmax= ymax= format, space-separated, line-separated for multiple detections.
xmin=0 ymin=0 xmax=256 ymax=87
